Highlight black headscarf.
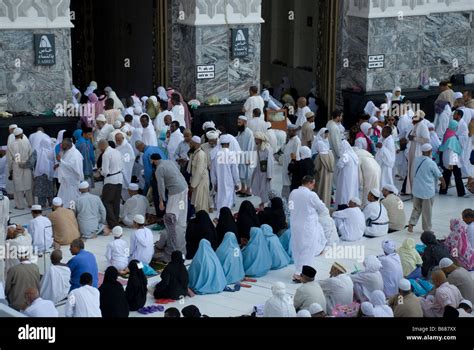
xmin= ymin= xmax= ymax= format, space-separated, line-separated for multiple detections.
xmin=420 ymin=231 xmax=453 ymax=278
xmin=182 ymin=305 xmax=202 ymax=318
xmin=288 ymin=158 xmax=315 ymax=191
xmin=125 ymin=260 xmax=148 ymax=311
xmin=237 ymin=201 xmax=260 ymax=243
xmin=154 ymin=251 xmax=189 ymax=301
xmin=99 ymin=266 xmax=129 ymax=318
xmin=216 ymin=207 xmax=238 ymax=245
xmin=259 ymin=197 xmax=287 ymax=234
xmin=185 ymin=210 xmax=218 ymax=259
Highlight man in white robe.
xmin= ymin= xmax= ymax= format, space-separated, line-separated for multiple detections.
xmin=55 ymin=138 xmax=84 ymax=209
xmin=326 ymin=111 xmax=343 ymax=162
xmin=7 ymin=124 xmax=18 ymax=148
xmin=105 ymin=227 xmax=129 ymax=273
xmin=7 ymin=128 xmax=34 ymax=209
xmin=263 ymin=282 xmax=296 ymax=317
xmin=375 ymin=126 xmax=396 ymax=189
xmin=236 ymin=116 xmax=254 ymax=196
xmin=0 ymin=192 xmax=10 ymax=284
xmin=319 ymin=263 xmax=354 ymax=314
xmin=378 ymin=240 xmax=404 ymax=297
xmin=167 ymin=121 xmax=184 ymax=161
xmin=120 ymin=184 xmax=148 ymax=227
xmin=129 ymin=215 xmax=154 ymax=264
xmin=140 ymin=114 xmax=158 ymax=147
xmin=94 ymin=115 xmax=114 ymax=143
xmin=350 ymin=255 xmax=384 ymax=302
xmin=40 ymin=250 xmax=71 ymax=304
xmin=435 ymin=104 xmax=452 ymax=140
xmin=354 ymin=147 xmax=381 ymax=207
xmin=247 ymin=108 xmax=268 ymax=134
xmin=289 ymin=176 xmax=327 ymax=277
xmin=28 ymin=127 xmax=48 ymax=151
xmin=243 ymin=86 xmax=265 ymax=121
xmin=421 ymin=270 xmax=463 ymax=317
xmin=363 ymin=189 xmax=389 ymax=238
xmin=74 ymin=181 xmax=107 ymax=239
xmin=332 ymin=198 xmax=366 ymax=242
xmin=65 ymin=273 xmax=101 ymax=317
xmin=294 ymin=97 xmax=312 ymax=139
xmin=336 ymin=141 xmax=359 ymax=209
xmin=28 ymin=205 xmax=53 ymax=254
xmin=23 ymin=288 xmax=58 ymax=317
xmin=453 ymin=110 xmax=473 ymax=179
xmin=211 ymin=135 xmax=241 ymax=212
xmin=115 ymin=133 xmax=134 ymax=200
xmin=282 ymin=125 xmax=301 ymax=199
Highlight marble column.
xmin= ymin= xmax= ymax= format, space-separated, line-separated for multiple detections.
xmin=0 ymin=0 xmax=73 ymax=112
xmin=169 ymin=0 xmax=264 ymax=102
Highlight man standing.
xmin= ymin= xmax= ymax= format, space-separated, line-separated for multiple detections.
xmin=247 ymin=108 xmax=268 ymax=134
xmin=115 ymin=133 xmax=135 ymax=200
xmin=435 ymin=81 xmax=454 ymax=107
xmin=120 ymin=183 xmax=148 ymax=227
xmin=282 ymin=125 xmax=301 ymax=199
xmin=0 ymin=186 xmax=10 ymax=285
xmin=188 ymin=137 xmax=210 ymax=213
xmin=67 ymin=239 xmax=99 ymax=291
xmin=98 ymin=139 xmax=124 ymax=230
xmin=151 ymin=153 xmax=188 ymax=228
xmin=74 ymin=181 xmax=107 ymax=239
xmin=294 ymin=97 xmax=312 ymax=139
xmin=289 ymin=176 xmax=327 ymax=281
xmin=375 ymin=126 xmax=396 ymax=189
xmin=453 ymin=110 xmax=473 ymax=182
xmin=326 ymin=110 xmax=343 ymax=162
xmin=463 ymin=89 xmax=474 ymax=109
xmin=167 ymin=121 xmax=184 ymax=162
xmin=48 ymin=197 xmax=80 ymax=246
xmin=243 ymin=86 xmax=265 ymax=121
xmin=211 ymin=135 xmax=241 ymax=212
xmin=55 ymin=138 xmax=84 ymax=209
xmin=301 ymin=112 xmax=315 ymax=148
xmin=318 ymin=263 xmax=354 ymax=314
xmin=251 ymin=132 xmax=274 ymax=210
xmin=140 ymin=114 xmax=158 ymax=147
xmin=408 ymin=144 xmax=446 ymax=233
xmin=40 ymin=250 xmax=71 ymax=304
xmin=236 ymin=116 xmax=254 ymax=197
xmin=28 ymin=205 xmax=53 ymax=254
xmin=75 ymin=127 xmax=95 ymax=188
xmin=7 ymin=128 xmax=34 ymax=209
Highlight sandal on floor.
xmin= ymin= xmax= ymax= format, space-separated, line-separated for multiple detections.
xmin=243 ymin=277 xmax=257 ymax=283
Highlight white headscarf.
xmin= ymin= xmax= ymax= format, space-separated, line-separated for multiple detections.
xmin=108 ymin=90 xmax=125 ymax=110
xmin=363 ymin=255 xmax=382 ymax=273
xmin=55 ymin=130 xmax=66 ymax=147
xmin=299 ymin=146 xmax=312 ymax=160
xmin=254 ymin=132 xmax=269 ymax=151
xmin=364 ymin=101 xmax=378 ymax=117
xmin=360 ymin=122 xmax=372 ymax=137
xmin=34 ymin=137 xmax=54 ymax=179
xmin=369 ymin=290 xmax=394 ymax=317
xmin=382 ymin=240 xmax=397 ymax=255
xmin=314 ymin=128 xmax=330 ymax=155
xmin=157 ymin=86 xmax=168 ymax=102
xmin=340 ymin=140 xmax=359 ymax=165
xmin=263 ymin=282 xmax=296 ymax=318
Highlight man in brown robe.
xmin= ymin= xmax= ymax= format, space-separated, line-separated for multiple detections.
xmin=314 ymin=148 xmax=335 ymax=208
xmin=389 ymin=278 xmax=423 ymax=317
xmin=188 ymin=137 xmax=210 ymax=213
xmin=48 ymin=197 xmax=80 ymax=246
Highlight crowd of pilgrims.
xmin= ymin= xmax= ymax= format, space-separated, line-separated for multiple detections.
xmin=1 ymin=80 xmax=473 ymax=318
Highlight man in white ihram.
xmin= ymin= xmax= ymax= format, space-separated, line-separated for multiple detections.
xmin=289 ymin=176 xmax=327 ymax=282
xmin=55 ymin=138 xmax=84 ymax=209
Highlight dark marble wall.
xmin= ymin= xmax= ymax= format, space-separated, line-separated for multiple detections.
xmin=0 ymin=29 xmax=72 ymax=112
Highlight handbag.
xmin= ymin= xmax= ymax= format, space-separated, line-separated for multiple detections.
xmin=258 ymin=151 xmax=268 ymax=173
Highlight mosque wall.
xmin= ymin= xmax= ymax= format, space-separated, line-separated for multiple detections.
xmin=0 ymin=0 xmax=73 ymax=113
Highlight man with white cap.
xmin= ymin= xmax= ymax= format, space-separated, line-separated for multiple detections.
xmin=251 ymin=132 xmax=274 ymax=209
xmin=201 ymin=130 xmax=220 ymax=170
xmin=236 ymin=115 xmax=254 ymax=197
xmin=105 ymin=226 xmax=129 ymax=274
xmin=332 ymin=198 xmax=366 ymax=242
xmin=28 ymin=205 xmax=53 ymax=254
xmin=211 ymin=135 xmax=241 ymax=212
xmin=108 ymin=119 xmax=127 ymax=143
xmin=120 ymin=183 xmax=148 ymax=227
xmin=55 ymin=137 xmax=84 ymax=209
xmin=439 ymin=257 xmax=474 ymax=304
xmin=388 ymin=278 xmax=423 ymax=317
xmin=408 ymin=144 xmax=446 ymax=233
xmin=381 ymin=185 xmax=406 ymax=232
xmin=404 ymin=110 xmax=430 ymax=194
xmin=48 ymin=197 xmax=80 ymax=246
xmin=282 ymin=124 xmax=301 ymax=199
xmin=94 ymin=114 xmax=114 ymax=144
xmin=378 ymin=240 xmax=403 ymax=297
xmin=129 ymin=214 xmax=154 ymax=264
xmin=318 ymin=262 xmax=354 ymax=314
xmin=5 ymin=246 xmax=40 ymax=311
xmin=301 ymin=111 xmax=315 ymax=148
xmin=187 ymin=136 xmax=210 ymax=213
xmin=309 ymin=303 xmax=326 ymax=317
xmin=7 ymin=128 xmax=34 ymax=209
xmin=363 ymin=189 xmax=389 ymax=238
xmin=74 ymin=181 xmax=107 ymax=239
xmin=7 ymin=124 xmax=18 ymax=148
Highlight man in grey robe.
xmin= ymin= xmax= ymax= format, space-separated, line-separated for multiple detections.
xmin=236 ymin=116 xmax=254 ymax=197
xmin=251 ymin=132 xmax=274 ymax=209
xmin=74 ymin=181 xmax=107 ymax=239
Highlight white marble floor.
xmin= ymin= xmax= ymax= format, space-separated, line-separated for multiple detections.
xmin=7 ymin=163 xmax=473 ymax=317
